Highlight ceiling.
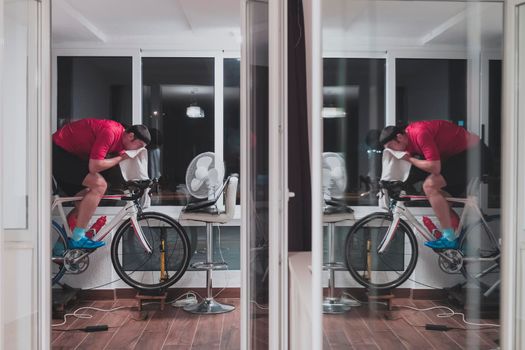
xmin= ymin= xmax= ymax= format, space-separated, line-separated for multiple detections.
xmin=52 ymin=0 xmax=242 ymax=50
xmin=52 ymin=0 xmax=503 ymax=52
xmin=322 ymin=1 xmax=503 ymax=51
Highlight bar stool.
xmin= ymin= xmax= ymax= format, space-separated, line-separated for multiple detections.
xmin=323 ymin=207 xmax=357 ymax=314
xmin=179 ymin=175 xmax=238 ymax=314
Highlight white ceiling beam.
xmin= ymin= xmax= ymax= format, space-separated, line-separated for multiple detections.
xmin=176 ymin=0 xmax=193 ymax=32
xmin=55 ymin=0 xmax=108 ymax=42
xmin=419 ymin=9 xmax=467 ymax=45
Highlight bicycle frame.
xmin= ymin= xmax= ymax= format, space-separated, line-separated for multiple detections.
xmin=378 ymin=193 xmax=500 ymax=257
xmin=51 ymin=194 xmax=153 ymax=255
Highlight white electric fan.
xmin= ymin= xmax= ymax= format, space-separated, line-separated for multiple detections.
xmin=322 ymin=152 xmax=347 ymax=204
xmin=185 ymin=152 xmax=225 ymax=200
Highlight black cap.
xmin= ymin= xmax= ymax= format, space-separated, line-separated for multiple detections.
xmin=126 ymin=124 xmax=151 ymax=145
xmin=379 ymin=125 xmax=405 ymax=146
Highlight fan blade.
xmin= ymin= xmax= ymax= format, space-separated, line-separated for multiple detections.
xmin=191 ymin=178 xmax=204 ymax=191
xmin=322 ymin=168 xmax=331 ymax=187
xmin=195 ymin=166 xmax=209 ymax=179
xmin=196 ymin=156 xmax=213 ymax=169
xmin=335 ymin=177 xmax=346 ymax=192
xmin=326 ymin=156 xmax=341 ymax=169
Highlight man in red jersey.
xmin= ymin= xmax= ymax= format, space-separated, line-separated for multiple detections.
xmin=53 ymin=119 xmax=150 ymax=249
xmin=379 ymin=120 xmax=488 ymax=250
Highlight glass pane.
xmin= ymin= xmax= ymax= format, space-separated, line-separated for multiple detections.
xmin=2 ymin=0 xmax=31 ymax=229
xmin=488 ymin=60 xmax=502 ymax=208
xmin=518 ymin=3 xmax=525 ymax=344
xmin=57 ymin=56 xmax=132 ymax=128
xmin=142 ymin=57 xmax=215 ymax=205
xmin=245 ymin=1 xmax=269 ymax=348
xmin=396 ymin=59 xmax=467 ymax=127
xmin=224 ymin=58 xmax=241 ymax=204
xmin=321 ymin=1 xmax=502 ymax=349
xmin=323 ymin=58 xmax=386 ymax=206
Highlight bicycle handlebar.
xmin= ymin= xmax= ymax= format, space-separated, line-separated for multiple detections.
xmin=379 ymin=180 xmax=410 ymax=201
xmin=121 ymin=179 xmax=155 ymax=201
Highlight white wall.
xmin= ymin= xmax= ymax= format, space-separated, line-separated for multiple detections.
xmin=2 ymin=1 xmax=28 ymax=229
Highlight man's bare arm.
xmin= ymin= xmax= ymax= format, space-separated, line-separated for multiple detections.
xmin=89 ymin=154 xmax=128 ymax=174
xmin=403 ymin=155 xmax=441 ymax=175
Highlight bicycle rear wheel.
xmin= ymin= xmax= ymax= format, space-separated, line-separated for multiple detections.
xmin=51 ymin=220 xmax=68 ymax=285
xmin=345 ymin=212 xmax=418 ymax=290
xmin=459 ymin=219 xmax=500 ymax=294
xmin=111 ymin=212 xmax=191 ymax=291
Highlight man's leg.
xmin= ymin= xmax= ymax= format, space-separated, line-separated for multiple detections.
xmin=77 ymin=173 xmax=107 ymax=228
xmin=423 ymin=174 xmax=458 ymax=249
xmin=66 ymin=188 xmax=88 ymax=230
xmin=69 ymin=173 xmax=107 ymax=249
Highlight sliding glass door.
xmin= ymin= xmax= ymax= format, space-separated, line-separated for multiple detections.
xmin=1 ymin=0 xmax=51 ymax=348
xmin=241 ymin=1 xmax=270 ymax=348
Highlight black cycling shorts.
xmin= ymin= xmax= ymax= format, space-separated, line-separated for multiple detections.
xmin=405 ymin=142 xmax=491 ymax=197
xmin=52 ymin=143 xmax=125 ymax=196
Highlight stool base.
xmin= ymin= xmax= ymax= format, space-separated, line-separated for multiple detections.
xmin=183 ymin=297 xmax=235 ymax=314
xmin=322 ymin=297 xmax=352 ymax=314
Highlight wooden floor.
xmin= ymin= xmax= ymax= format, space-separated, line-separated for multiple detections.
xmin=323 ymin=298 xmax=500 ymax=350
xmin=52 ymin=298 xmax=241 ymax=350
xmin=52 ymin=297 xmax=499 ymax=349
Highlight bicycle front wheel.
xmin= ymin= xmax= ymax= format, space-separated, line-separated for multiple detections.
xmin=345 ymin=212 xmax=418 ymax=290
xmin=111 ymin=212 xmax=191 ymax=291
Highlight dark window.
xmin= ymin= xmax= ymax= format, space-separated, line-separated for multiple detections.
xmin=488 ymin=60 xmax=502 ymax=208
xmin=396 ymin=59 xmax=467 ymax=126
xmin=57 ymin=56 xmax=132 ymax=128
xmin=396 ymin=58 xmax=469 ymax=202
xmin=323 ymin=58 xmax=386 ymax=206
xmin=224 ymin=58 xmax=241 ymax=204
xmin=142 ymin=57 xmax=215 ymax=205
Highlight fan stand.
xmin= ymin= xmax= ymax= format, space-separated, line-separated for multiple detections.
xmin=183 ymin=221 xmax=234 ymax=314
xmin=323 ymin=221 xmax=358 ymax=314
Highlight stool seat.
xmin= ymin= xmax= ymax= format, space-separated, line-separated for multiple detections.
xmin=179 ymin=210 xmax=230 ymax=224
xmin=323 ymin=212 xmax=354 ymax=223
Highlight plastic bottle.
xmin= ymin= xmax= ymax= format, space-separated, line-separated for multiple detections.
xmin=86 ymin=216 xmax=107 ymax=239
xmin=422 ymin=216 xmax=442 ymax=239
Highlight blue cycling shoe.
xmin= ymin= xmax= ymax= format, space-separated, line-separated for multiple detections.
xmin=69 ymin=237 xmax=105 ymax=250
xmin=424 ymin=237 xmax=459 ymax=250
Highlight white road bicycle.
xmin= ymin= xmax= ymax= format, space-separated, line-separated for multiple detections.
xmin=51 ymin=180 xmax=191 ymax=292
xmin=344 ymin=180 xmax=501 ymax=297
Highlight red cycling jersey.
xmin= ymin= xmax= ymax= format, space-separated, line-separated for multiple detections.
xmin=53 ymin=119 xmax=125 ymax=160
xmin=405 ymin=120 xmax=480 ymax=161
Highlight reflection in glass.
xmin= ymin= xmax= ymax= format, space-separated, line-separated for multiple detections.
xmin=321 ymin=1 xmax=502 ymax=348
xmin=396 ymin=59 xmax=467 ymax=127
xmin=224 ymin=58 xmax=241 ymax=204
xmin=245 ymin=1 xmax=269 ymax=348
xmin=488 ymin=60 xmax=502 ymax=208
xmin=323 ymin=58 xmax=386 ymax=206
xmin=518 ymin=4 xmax=525 ymax=344
xmin=142 ymin=57 xmax=214 ymax=205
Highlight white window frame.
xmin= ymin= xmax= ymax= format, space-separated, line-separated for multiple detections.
xmin=51 ymin=49 xmax=241 ymax=220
